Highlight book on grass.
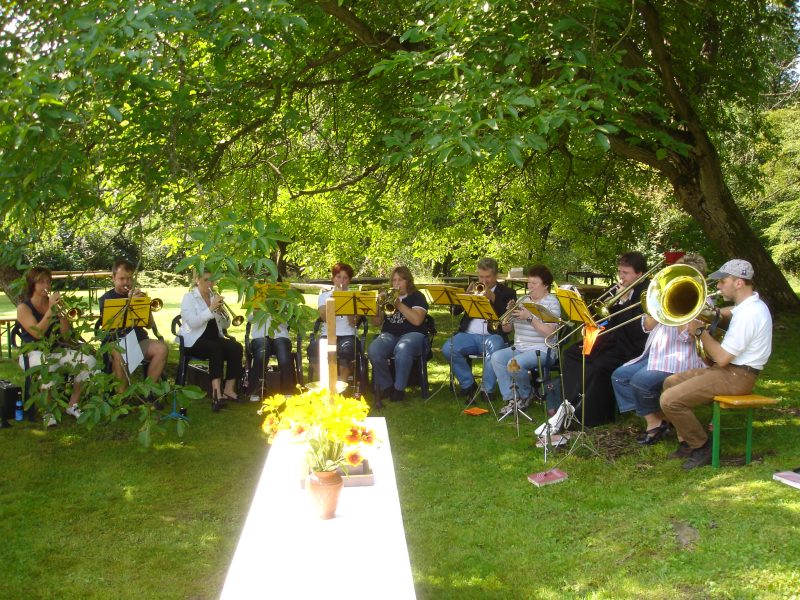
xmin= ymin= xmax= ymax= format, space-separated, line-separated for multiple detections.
xmin=463 ymin=407 xmax=489 ymax=416
xmin=773 ymin=470 xmax=800 ymax=490
xmin=527 ymin=468 xmax=568 ymax=487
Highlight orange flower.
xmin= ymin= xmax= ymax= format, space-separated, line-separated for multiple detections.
xmin=292 ymin=423 xmax=306 ymax=436
xmin=360 ymin=428 xmax=376 ymax=445
xmin=345 ymin=426 xmax=363 ymax=444
xmin=345 ymin=449 xmax=363 ymax=467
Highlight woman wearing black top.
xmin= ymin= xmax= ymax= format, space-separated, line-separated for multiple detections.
xmin=367 ymin=266 xmax=429 ymax=403
xmin=16 ymin=267 xmax=97 ymax=425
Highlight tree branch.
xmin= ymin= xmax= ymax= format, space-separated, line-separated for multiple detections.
xmin=314 ymin=1 xmax=424 ymax=53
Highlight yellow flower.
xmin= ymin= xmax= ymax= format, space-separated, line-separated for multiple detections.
xmin=345 ymin=449 xmax=363 ymax=467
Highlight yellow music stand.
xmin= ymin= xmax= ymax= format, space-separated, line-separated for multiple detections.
xmin=522 ymin=301 xmax=561 ymax=324
xmin=454 ymin=293 xmax=499 ymax=322
xmin=423 ymin=285 xmax=463 ymax=308
xmin=101 ymin=297 xmax=152 ymax=330
xmin=251 ymin=282 xmax=292 ymax=305
xmin=553 ymin=288 xmax=596 ymax=327
xmin=332 ymin=290 xmax=378 ymax=317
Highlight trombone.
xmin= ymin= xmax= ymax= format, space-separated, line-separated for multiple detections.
xmin=589 ymin=259 xmax=665 ymax=320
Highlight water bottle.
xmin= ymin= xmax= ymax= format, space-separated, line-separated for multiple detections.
xmin=15 ymin=398 xmax=24 ymax=421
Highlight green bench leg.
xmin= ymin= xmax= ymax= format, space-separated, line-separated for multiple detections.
xmin=712 ymin=401 xmax=721 ymax=468
xmin=745 ymin=408 xmax=754 ymax=465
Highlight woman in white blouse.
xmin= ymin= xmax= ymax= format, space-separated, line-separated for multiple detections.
xmin=179 ymin=270 xmax=243 ymax=411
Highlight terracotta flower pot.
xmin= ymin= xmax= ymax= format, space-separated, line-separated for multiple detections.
xmin=307 ymin=471 xmax=344 ymax=519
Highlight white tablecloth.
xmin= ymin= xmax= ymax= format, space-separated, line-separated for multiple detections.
xmin=220 ymin=417 xmax=416 ymax=599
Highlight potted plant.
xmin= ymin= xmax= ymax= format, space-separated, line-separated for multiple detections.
xmin=260 ymin=388 xmax=375 ymax=519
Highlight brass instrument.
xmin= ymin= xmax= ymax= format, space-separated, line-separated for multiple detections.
xmin=45 ymin=290 xmax=83 ymax=321
xmin=497 ymin=295 xmax=530 ymax=326
xmin=643 ymin=264 xmax=723 ymax=359
xmin=590 ymin=259 xmax=665 ymax=319
xmin=380 ymin=289 xmax=400 ymax=315
xmin=149 ymin=298 xmax=163 ymax=312
xmin=220 ymin=297 xmax=245 ymax=326
xmin=472 ymin=282 xmax=486 ymax=294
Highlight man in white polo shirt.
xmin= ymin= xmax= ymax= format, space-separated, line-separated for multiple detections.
xmin=660 ymin=259 xmax=773 ymax=470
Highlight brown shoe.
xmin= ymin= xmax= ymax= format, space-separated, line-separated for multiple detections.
xmin=668 ymin=441 xmax=692 ymax=459
xmin=682 ymin=442 xmax=712 ymax=470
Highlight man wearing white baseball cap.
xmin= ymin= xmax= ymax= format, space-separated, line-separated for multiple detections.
xmin=659 ymin=259 xmax=773 ymax=470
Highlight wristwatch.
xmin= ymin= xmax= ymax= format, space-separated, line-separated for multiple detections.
xmin=526 ymin=316 xmax=533 ymax=324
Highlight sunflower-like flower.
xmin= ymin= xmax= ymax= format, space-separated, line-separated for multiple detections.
xmin=345 ymin=426 xmax=363 ymax=444
xmin=345 ymin=449 xmax=363 ymax=467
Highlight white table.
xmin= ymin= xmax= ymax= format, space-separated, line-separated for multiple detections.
xmin=220 ymin=417 xmax=416 ymax=599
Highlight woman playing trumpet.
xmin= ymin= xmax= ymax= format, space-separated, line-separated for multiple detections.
xmin=307 ymin=263 xmax=362 ymax=386
xmin=367 ymin=266 xmax=429 ymax=404
xmin=16 ymin=267 xmax=97 ymax=425
xmin=179 ymin=269 xmax=243 ymax=411
xmin=490 ymin=265 xmax=561 ymax=415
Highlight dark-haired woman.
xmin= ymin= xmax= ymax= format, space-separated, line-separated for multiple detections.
xmin=16 ymin=267 xmax=97 ymax=426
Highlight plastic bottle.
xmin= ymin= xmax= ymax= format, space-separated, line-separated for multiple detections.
xmin=15 ymin=398 xmax=24 ymax=421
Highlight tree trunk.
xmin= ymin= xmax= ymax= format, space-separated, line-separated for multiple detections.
xmin=669 ymin=153 xmax=799 ymax=313
xmin=0 ymin=265 xmax=22 ymax=306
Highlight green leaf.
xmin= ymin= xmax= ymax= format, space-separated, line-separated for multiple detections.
xmin=107 ymin=105 xmax=123 ymax=122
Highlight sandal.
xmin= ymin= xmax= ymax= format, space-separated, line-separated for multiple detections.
xmin=638 ymin=420 xmax=670 ymax=445
xmin=211 ymin=390 xmax=224 ymax=412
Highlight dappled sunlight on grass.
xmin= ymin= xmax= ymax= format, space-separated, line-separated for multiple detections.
xmin=151 ymin=440 xmax=194 ymax=452
xmin=123 ymin=485 xmax=136 ymax=501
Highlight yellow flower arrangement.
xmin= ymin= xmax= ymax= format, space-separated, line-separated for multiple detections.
xmin=260 ymin=388 xmax=375 ymax=473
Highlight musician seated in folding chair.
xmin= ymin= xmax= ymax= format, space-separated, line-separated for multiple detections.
xmin=611 ymin=254 xmax=709 ymax=446
xmin=559 ymin=251 xmax=650 ymax=427
xmin=249 ymin=310 xmax=295 ymax=396
xmin=490 ymin=265 xmax=561 ymax=416
xmin=307 ymin=262 xmax=362 ymax=385
xmin=17 ymin=267 xmax=97 ymax=426
xmin=441 ymin=257 xmax=516 ymax=401
xmin=98 ymin=259 xmax=168 ymax=393
xmin=368 ymin=266 xmax=429 ymax=403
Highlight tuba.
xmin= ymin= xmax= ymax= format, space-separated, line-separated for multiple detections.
xmin=644 ymin=264 xmax=722 ymax=359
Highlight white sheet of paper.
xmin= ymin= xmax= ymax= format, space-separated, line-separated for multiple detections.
xmin=121 ymin=330 xmax=144 ymax=374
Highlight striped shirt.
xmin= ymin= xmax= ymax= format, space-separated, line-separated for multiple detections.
xmin=624 ymin=320 xmax=706 ymax=373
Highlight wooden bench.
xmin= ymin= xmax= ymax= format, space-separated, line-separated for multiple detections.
xmin=711 ymin=394 xmax=779 ymax=468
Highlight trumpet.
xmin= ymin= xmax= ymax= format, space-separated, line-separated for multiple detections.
xmin=472 ymin=282 xmax=486 ymax=294
xmin=121 ymin=286 xmax=162 ymax=312
xmin=379 ymin=289 xmax=400 ymax=315
xmin=45 ymin=290 xmax=83 ymax=321
xmin=217 ymin=296 xmax=245 ymax=326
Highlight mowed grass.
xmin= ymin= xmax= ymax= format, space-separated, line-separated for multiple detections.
xmin=1 ymin=285 xmax=799 ymax=599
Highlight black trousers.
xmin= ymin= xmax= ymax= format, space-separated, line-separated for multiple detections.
xmin=560 ymin=344 xmax=628 ymax=427
xmin=190 ymin=337 xmax=243 ymax=382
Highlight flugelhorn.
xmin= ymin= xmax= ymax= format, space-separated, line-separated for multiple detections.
xmin=495 ymin=295 xmax=530 ymax=327
xmin=380 ymin=288 xmax=400 ymax=315
xmin=45 ymin=289 xmax=83 ymax=321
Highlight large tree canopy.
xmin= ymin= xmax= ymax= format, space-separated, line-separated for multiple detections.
xmin=1 ymin=1 xmax=798 ymax=309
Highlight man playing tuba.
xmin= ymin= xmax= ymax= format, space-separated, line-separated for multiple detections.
xmin=659 ymin=259 xmax=773 ymax=470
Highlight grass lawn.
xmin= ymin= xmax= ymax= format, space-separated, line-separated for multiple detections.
xmin=1 ymin=285 xmax=799 ymax=599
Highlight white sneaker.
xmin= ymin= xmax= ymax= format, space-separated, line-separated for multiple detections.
xmin=66 ymin=405 xmax=83 ymax=419
xmin=499 ymin=400 xmax=515 ymax=416
xmin=43 ymin=413 xmax=57 ymax=427
xmin=249 ymin=394 xmax=260 ymax=403
xmin=534 ymin=402 xmax=575 ymax=436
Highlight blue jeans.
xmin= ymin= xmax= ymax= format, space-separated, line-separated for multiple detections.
xmin=611 ymin=360 xmax=671 ymax=417
xmin=251 ymin=337 xmax=295 ymax=393
xmin=368 ymin=332 xmax=428 ymax=392
xmin=441 ymin=332 xmax=506 ymax=392
xmin=491 ymin=346 xmax=553 ymax=401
